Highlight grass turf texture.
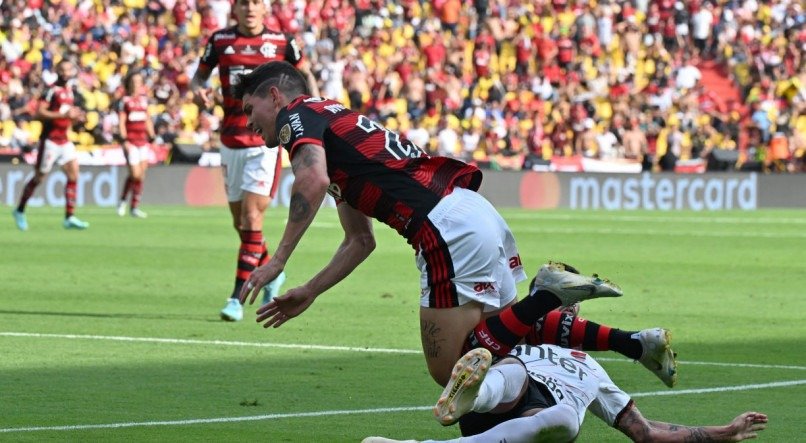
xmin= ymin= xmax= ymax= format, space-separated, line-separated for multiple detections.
xmin=1 ymin=205 xmax=804 ymax=442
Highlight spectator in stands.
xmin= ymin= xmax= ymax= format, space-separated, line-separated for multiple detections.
xmin=1 ymin=0 xmax=805 ymax=174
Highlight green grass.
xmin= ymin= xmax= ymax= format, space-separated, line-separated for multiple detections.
xmin=1 ymin=205 xmax=804 ymax=442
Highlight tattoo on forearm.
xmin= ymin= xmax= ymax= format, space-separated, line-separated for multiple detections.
xmin=289 ymin=192 xmax=311 ymax=223
xmin=292 ymin=145 xmax=319 ymax=171
xmin=621 ymin=409 xmax=651 ymax=441
xmin=648 ymin=420 xmax=717 ymax=442
xmin=420 ymin=320 xmax=445 ymax=358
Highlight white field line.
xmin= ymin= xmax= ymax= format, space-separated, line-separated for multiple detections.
xmin=0 ymin=380 xmax=804 ymax=433
xmin=2 ymin=332 xmax=804 ymax=371
xmin=0 ymin=332 xmax=420 ymax=354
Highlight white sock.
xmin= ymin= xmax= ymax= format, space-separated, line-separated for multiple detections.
xmin=424 ymin=403 xmax=580 ymax=443
xmin=471 ymin=363 xmax=528 ymax=413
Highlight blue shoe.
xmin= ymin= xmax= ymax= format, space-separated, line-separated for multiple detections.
xmin=63 ymin=215 xmax=89 ymax=230
xmin=220 ymin=298 xmax=243 ymax=321
xmin=262 ymin=271 xmax=287 ymax=305
xmin=12 ymin=210 xmax=28 ymax=231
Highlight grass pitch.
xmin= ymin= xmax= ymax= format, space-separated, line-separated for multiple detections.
xmin=1 ymin=205 xmax=804 ymax=441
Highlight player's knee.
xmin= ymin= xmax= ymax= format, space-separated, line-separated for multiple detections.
xmin=531 ymin=404 xmax=580 ymax=442
xmin=240 ymin=209 xmax=264 ymax=230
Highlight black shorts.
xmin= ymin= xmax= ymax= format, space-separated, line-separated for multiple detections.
xmin=458 ymin=377 xmax=557 ymax=436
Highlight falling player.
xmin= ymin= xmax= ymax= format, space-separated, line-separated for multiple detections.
xmin=190 ymin=0 xmax=319 ymax=321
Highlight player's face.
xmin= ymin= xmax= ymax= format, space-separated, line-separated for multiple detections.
xmin=243 ymin=92 xmax=279 ymax=146
xmin=56 ymin=61 xmax=76 ymax=85
xmin=129 ymin=73 xmax=144 ymax=95
xmin=234 ymin=0 xmax=266 ymax=32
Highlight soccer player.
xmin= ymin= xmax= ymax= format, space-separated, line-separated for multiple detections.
xmin=233 ymin=62 xmax=634 ymax=388
xmin=117 ymin=71 xmax=155 ymax=219
xmin=12 ymin=59 xmax=89 ymax=231
xmin=363 ymin=346 xmax=768 ymax=443
xmin=190 ymin=0 xmax=319 ymax=321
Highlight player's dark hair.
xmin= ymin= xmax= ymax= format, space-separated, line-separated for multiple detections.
xmin=233 ymin=61 xmax=309 ymax=100
xmin=124 ymin=70 xmax=142 ymax=95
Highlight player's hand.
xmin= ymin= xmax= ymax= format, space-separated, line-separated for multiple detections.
xmin=239 ymin=262 xmax=283 ymax=305
xmin=255 ymin=286 xmax=316 ymax=328
xmin=727 ymin=412 xmax=767 ymax=441
xmin=68 ymin=107 xmax=85 ymax=121
xmin=193 ymin=88 xmax=214 ymax=110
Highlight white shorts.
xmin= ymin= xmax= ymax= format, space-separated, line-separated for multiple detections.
xmin=512 ymin=344 xmax=632 ymax=427
xmin=124 ymin=142 xmax=150 ymax=165
xmin=416 ymin=187 xmax=527 ymax=310
xmin=36 ymin=139 xmax=76 ymax=174
xmin=220 ymin=145 xmax=281 ymax=202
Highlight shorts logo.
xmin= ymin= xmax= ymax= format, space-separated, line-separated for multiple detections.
xmin=473 ymin=282 xmax=495 ymax=294
xmin=278 ymin=124 xmax=292 ymax=145
xmin=327 ymin=183 xmax=342 ymax=199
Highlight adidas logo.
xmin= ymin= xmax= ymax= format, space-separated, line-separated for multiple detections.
xmin=224 ymin=46 xmax=235 ymax=55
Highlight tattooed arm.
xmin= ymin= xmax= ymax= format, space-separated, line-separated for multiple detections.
xmin=616 ymin=404 xmax=768 ymax=442
xmin=249 ymin=143 xmax=375 ymax=328
xmin=240 ymin=143 xmax=330 ymax=305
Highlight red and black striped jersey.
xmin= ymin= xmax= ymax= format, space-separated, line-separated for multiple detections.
xmin=199 ymin=25 xmax=303 ymax=148
xmin=118 ymin=95 xmax=150 ymax=146
xmin=40 ymin=85 xmax=74 ymax=144
xmin=276 ymin=96 xmax=482 ymax=244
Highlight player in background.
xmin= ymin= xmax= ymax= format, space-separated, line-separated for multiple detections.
xmin=191 ymin=0 xmax=320 ymax=321
xmin=12 ymin=59 xmax=90 ymax=231
xmin=232 ymin=62 xmax=680 ymax=392
xmin=363 ymin=346 xmax=768 ymax=442
xmin=117 ymin=71 xmax=155 ymax=219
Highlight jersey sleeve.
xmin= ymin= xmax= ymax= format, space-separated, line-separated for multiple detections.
xmin=587 ymin=382 xmax=632 ymax=427
xmin=275 ymin=103 xmax=328 ymax=159
xmin=283 ymin=35 xmax=303 ymax=67
xmin=198 ymin=35 xmax=219 ymax=69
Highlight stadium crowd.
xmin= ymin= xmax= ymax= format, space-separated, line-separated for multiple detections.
xmin=1 ymin=0 xmax=805 ymax=172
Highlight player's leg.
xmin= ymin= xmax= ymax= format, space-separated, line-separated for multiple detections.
xmin=61 ymin=157 xmax=89 ymax=229
xmin=242 ymin=146 xmax=285 ymax=304
xmin=118 ymin=143 xmax=135 ymax=216
xmin=526 ymin=311 xmax=677 ymax=387
xmin=419 ymin=189 xmax=620 ymax=384
xmin=364 ymin=404 xmax=579 ymax=443
xmin=128 ymin=146 xmax=148 ymax=218
xmin=219 ymin=146 xmax=247 ymax=321
xmin=13 ymin=140 xmax=50 ymax=230
xmin=434 ymin=351 xmax=528 ymax=425
xmin=220 ymin=146 xmax=284 ymax=321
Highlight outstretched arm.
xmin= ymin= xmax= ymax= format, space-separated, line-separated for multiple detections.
xmin=240 ymin=143 xmax=330 ymax=305
xmin=616 ymin=404 xmax=767 ymax=442
xmin=253 ymin=199 xmax=375 ymax=328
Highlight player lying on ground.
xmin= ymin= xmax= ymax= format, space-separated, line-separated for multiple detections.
xmin=364 ymin=346 xmax=767 ymax=443
xmin=233 ymin=61 xmax=677 ymax=389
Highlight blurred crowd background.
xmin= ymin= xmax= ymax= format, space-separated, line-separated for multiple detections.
xmin=1 ymin=0 xmax=805 ymax=172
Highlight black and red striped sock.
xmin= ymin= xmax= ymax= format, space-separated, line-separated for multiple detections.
xmin=17 ymin=177 xmax=40 ymax=213
xmin=131 ymin=179 xmax=143 ymax=210
xmin=258 ymin=247 xmax=270 ymax=267
xmin=231 ymin=230 xmax=264 ymax=299
xmin=65 ymin=180 xmax=77 ymax=218
xmin=120 ymin=176 xmax=133 ymax=202
xmin=464 ymin=290 xmax=563 ymax=357
xmin=526 ymin=311 xmax=642 ymax=360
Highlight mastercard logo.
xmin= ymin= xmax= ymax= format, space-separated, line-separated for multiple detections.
xmin=519 ymin=172 xmax=560 ymax=209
